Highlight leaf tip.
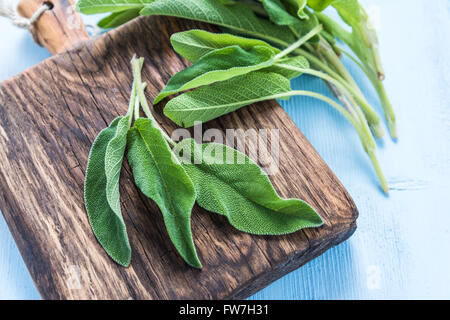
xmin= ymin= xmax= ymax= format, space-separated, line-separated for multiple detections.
xmin=189 ymin=259 xmax=203 ymax=269
xmin=117 ymin=256 xmax=131 ymax=268
xmin=105 ymin=246 xmax=131 ymax=267
xmin=153 ymin=94 xmax=164 ymax=105
xmin=313 ymin=213 xmax=325 ymax=227
xmin=163 ymin=105 xmax=184 ymax=127
xmin=305 ymin=204 xmax=324 ymax=227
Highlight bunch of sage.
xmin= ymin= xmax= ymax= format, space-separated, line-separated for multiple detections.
xmin=77 ymin=0 xmax=394 ymax=192
xmin=84 ymin=57 xmax=323 ymax=267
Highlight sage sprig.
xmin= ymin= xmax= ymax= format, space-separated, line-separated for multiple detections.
xmin=127 ymin=118 xmax=201 ymax=268
xmin=77 ymin=0 xmax=395 ymax=193
xmin=84 ymin=116 xmax=131 ymax=266
xmin=175 ymin=138 xmax=322 ymax=234
xmin=153 ymin=44 xmax=278 ymax=104
xmin=83 ymin=57 xmax=322 ymax=267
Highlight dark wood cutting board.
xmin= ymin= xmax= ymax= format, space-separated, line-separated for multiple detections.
xmin=0 ymin=9 xmax=357 ymax=299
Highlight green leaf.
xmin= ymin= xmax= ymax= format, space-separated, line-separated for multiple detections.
xmin=290 ymin=8 xmax=320 ymax=43
xmin=171 ymin=30 xmax=280 ymax=63
xmin=127 ymin=118 xmax=201 ymax=268
xmin=98 ymin=8 xmax=141 ymax=28
xmin=84 ymin=116 xmax=131 ymax=267
xmin=260 ymin=0 xmax=299 ymax=26
xmin=154 ymin=45 xmax=277 ymax=104
xmin=175 ymin=139 xmax=323 ymax=234
xmin=265 ymin=55 xmax=309 ymax=79
xmin=330 ymin=0 xmax=362 ymax=27
xmin=313 ymin=5 xmax=372 ymax=69
xmin=77 ymin=0 xmax=155 ymax=14
xmin=307 ymin=0 xmax=333 ymax=11
xmin=105 ymin=115 xmax=131 ymax=217
xmin=307 ymin=0 xmax=361 ymax=27
xmin=140 ymin=0 xmax=295 ymax=46
xmin=164 ymin=71 xmax=291 ymax=127
xmin=282 ymin=0 xmax=308 ymax=19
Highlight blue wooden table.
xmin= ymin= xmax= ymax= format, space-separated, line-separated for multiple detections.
xmin=1 ymin=0 xmax=449 ymax=299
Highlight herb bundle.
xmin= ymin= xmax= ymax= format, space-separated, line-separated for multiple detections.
xmin=77 ymin=0 xmax=395 ymax=193
xmin=84 ymin=57 xmax=322 ymax=267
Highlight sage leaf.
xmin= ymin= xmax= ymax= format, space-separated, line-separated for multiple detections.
xmin=154 ymin=45 xmax=277 ymax=104
xmin=259 ymin=0 xmax=319 ymax=43
xmin=171 ymin=30 xmax=280 ymax=63
xmin=328 ymin=0 xmax=361 ymax=27
xmin=175 ymin=138 xmax=323 ymax=234
xmin=127 ymin=118 xmax=201 ymax=268
xmin=260 ymin=0 xmax=299 ymax=26
xmin=164 ymin=71 xmax=291 ymax=127
xmin=140 ymin=0 xmax=295 ymax=46
xmin=282 ymin=0 xmax=308 ymax=19
xmin=306 ymin=0 xmax=333 ymax=12
xmin=98 ymin=8 xmax=141 ymax=28
xmin=84 ymin=116 xmax=131 ymax=266
xmin=105 ymin=115 xmax=131 ymax=218
xmin=76 ymin=0 xmax=156 ymax=14
xmin=307 ymin=0 xmax=361 ymax=27
xmin=290 ymin=8 xmax=321 ymax=43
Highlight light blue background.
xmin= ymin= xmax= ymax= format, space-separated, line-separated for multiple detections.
xmin=1 ymin=0 xmax=449 ymax=299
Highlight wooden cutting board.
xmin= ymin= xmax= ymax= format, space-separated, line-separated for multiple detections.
xmin=0 ymin=0 xmax=358 ymax=299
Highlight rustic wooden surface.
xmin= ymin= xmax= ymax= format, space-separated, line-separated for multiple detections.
xmin=0 ymin=15 xmax=357 ymax=299
xmin=17 ymin=0 xmax=88 ymax=55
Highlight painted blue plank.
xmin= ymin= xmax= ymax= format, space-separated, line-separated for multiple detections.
xmin=252 ymin=0 xmax=450 ymax=299
xmin=1 ymin=0 xmax=449 ymax=299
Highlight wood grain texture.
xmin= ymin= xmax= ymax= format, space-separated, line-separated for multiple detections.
xmin=0 ymin=16 xmax=357 ymax=299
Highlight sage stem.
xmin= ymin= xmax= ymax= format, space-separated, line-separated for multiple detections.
xmin=271 ymin=90 xmax=388 ymax=192
xmin=368 ymin=149 xmax=389 ymax=193
xmin=343 ymin=49 xmax=397 ymax=138
xmin=316 ymin=38 xmax=384 ymax=137
xmin=131 ymin=57 xmax=176 ymax=147
xmin=374 ymin=79 xmax=397 ymax=139
xmin=225 ymin=19 xmax=384 ymax=137
xmin=276 ymin=63 xmax=383 ymax=137
xmin=133 ymin=92 xmax=140 ymax=120
xmin=274 ymin=25 xmax=323 ymax=61
xmin=126 ymin=81 xmax=137 ymax=126
xmin=317 ymin=37 xmax=359 ymax=92
xmin=132 ymin=57 xmax=153 ymax=119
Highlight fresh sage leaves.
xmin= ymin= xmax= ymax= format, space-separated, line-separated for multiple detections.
xmin=83 ymin=56 xmax=322 ymax=268
xmin=139 ymin=0 xmax=296 ymax=45
xmin=77 ymin=0 xmax=155 ymax=14
xmin=77 ymin=0 xmax=395 ymax=192
xmin=97 ymin=8 xmax=141 ymax=29
xmin=175 ymin=139 xmax=323 ymax=234
xmin=105 ymin=114 xmax=131 ymax=219
xmin=84 ymin=116 xmax=131 ymax=266
xmin=127 ymin=118 xmax=201 ymax=268
xmin=261 ymin=0 xmax=302 ymax=26
xmin=156 ymin=25 xmax=322 ymax=107
xmin=170 ymin=30 xmax=281 ymax=64
xmin=164 ymin=71 xmax=292 ymax=127
xmin=154 ymin=45 xmax=278 ymax=104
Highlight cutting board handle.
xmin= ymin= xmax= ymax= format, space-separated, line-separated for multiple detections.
xmin=18 ymin=0 xmax=89 ymax=55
